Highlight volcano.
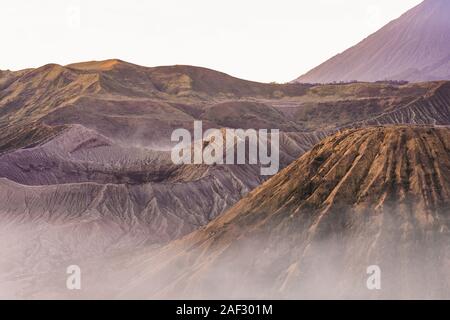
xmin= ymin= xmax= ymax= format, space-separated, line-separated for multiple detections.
xmin=295 ymin=0 xmax=450 ymax=83
xmin=120 ymin=126 xmax=450 ymax=299
xmin=1 ymin=60 xmax=450 ymax=299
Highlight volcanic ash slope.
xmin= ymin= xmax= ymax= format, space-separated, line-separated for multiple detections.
xmin=120 ymin=126 xmax=450 ymax=299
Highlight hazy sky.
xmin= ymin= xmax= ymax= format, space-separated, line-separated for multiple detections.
xmin=1 ymin=0 xmax=423 ymax=83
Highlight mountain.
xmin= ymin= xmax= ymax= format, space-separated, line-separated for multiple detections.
xmin=1 ymin=60 xmax=447 ymax=152
xmin=117 ymin=126 xmax=450 ymax=299
xmin=0 ymin=60 xmax=314 ymax=153
xmin=0 ymin=61 xmax=326 ymax=299
xmin=295 ymin=0 xmax=450 ymax=83
xmin=1 ymin=60 xmax=450 ymax=298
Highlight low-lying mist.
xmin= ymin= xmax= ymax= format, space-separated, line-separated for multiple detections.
xmin=1 ymin=205 xmax=448 ymax=300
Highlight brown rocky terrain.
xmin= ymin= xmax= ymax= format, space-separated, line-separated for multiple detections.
xmin=2 ymin=61 xmax=447 ymax=249
xmin=1 ymin=60 xmax=450 ymax=299
xmin=114 ymin=126 xmax=450 ymax=299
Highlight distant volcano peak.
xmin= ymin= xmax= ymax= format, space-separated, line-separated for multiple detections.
xmin=294 ymin=0 xmax=450 ymax=83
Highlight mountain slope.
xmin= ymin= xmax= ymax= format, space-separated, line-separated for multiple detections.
xmin=295 ymin=0 xmax=450 ymax=83
xmin=355 ymin=82 xmax=450 ymax=126
xmin=119 ymin=126 xmax=450 ymax=299
xmin=2 ymin=60 xmax=450 ymax=298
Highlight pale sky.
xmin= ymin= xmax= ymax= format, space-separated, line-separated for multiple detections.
xmin=1 ymin=0 xmax=423 ymax=83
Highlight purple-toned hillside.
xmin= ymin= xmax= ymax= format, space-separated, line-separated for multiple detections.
xmin=295 ymin=0 xmax=450 ymax=83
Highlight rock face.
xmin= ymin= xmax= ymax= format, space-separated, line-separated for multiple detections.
xmin=120 ymin=126 xmax=450 ymax=299
xmin=295 ymin=0 xmax=450 ymax=83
